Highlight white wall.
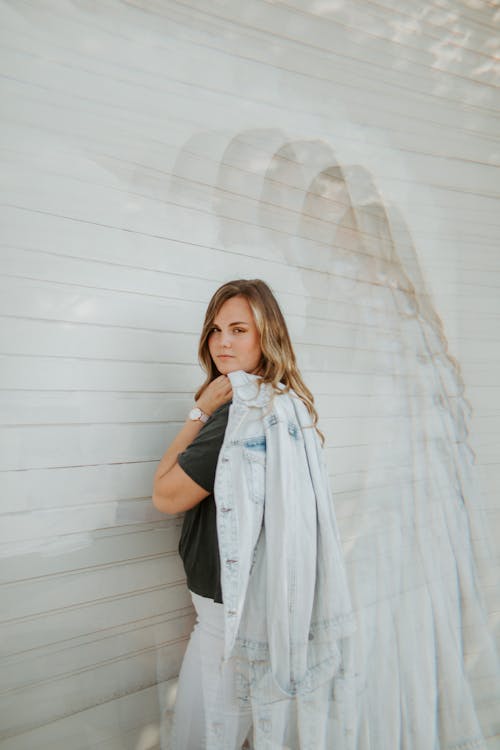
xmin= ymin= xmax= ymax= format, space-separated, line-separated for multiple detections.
xmin=1 ymin=1 xmax=499 ymax=748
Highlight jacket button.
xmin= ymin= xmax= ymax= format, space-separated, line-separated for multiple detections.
xmin=221 ymin=455 xmax=229 ymax=462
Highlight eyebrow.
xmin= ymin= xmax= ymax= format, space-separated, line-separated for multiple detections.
xmin=211 ymin=321 xmax=249 ymax=326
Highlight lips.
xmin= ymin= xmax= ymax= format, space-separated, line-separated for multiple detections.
xmin=218 ymin=355 xmax=233 ymax=358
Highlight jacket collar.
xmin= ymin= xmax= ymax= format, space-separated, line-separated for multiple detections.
xmin=226 ymin=369 xmax=260 ymax=387
xmin=226 ymin=369 xmax=277 ymax=407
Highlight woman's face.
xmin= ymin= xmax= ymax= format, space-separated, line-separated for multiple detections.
xmin=208 ymin=295 xmax=263 ymax=375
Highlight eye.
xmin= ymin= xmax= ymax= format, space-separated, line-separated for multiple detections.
xmin=233 ymin=328 xmax=246 ymax=333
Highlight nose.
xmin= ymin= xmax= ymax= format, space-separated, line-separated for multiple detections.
xmin=220 ymin=331 xmax=232 ymax=349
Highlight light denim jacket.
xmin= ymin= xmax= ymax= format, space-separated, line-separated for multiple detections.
xmin=211 ymin=370 xmax=357 ymax=747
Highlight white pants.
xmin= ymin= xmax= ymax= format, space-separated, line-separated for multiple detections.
xmin=171 ymin=591 xmax=253 ymax=750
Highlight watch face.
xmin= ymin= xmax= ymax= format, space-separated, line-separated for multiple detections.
xmin=189 ymin=407 xmax=201 ymax=420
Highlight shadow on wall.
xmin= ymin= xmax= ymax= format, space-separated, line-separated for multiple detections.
xmin=166 ymin=128 xmax=499 ymax=749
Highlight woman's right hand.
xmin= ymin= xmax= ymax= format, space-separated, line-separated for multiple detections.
xmin=195 ymin=375 xmax=233 ymax=416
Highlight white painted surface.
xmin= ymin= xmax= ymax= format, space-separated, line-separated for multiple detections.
xmin=1 ymin=0 xmax=499 ymax=747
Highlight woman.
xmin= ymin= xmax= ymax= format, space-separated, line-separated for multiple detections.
xmin=152 ymin=279 xmax=354 ymax=749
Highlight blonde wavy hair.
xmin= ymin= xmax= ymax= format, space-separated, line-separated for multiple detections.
xmin=194 ymin=279 xmax=325 ymax=447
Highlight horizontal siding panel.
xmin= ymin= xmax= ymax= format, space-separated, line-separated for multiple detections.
xmin=0 ymin=420 xmax=183 ymax=471
xmin=0 ymin=391 xmax=193 ymax=427
xmin=2 ymin=610 xmax=194 ymax=694
xmin=0 ymin=205 xmax=304 ymax=290
xmin=0 ymin=498 xmax=163 ymax=545
xmin=1 ymin=3 xmax=492 ymax=110
xmin=0 ymin=637 xmax=186 ymax=740
xmin=0 ymin=402 xmax=470 ymax=471
xmin=1 ymin=463 xmax=163 ymax=516
xmin=0 ymin=245 xmax=211 ymax=308
xmin=0 ymin=680 xmax=175 ymax=750
xmin=0 ymin=356 xmax=204 ymax=393
xmin=0 ymin=293 xmax=432 ymax=357
xmin=0 ymin=523 xmax=182 ymax=585
xmin=0 ymin=275 xmax=207 ymax=333
xmin=1 ymin=580 xmax=191 ymax=658
xmin=2 ymin=554 xmax=185 ymax=622
xmin=1 ymin=388 xmax=474 ymax=430
xmin=0 ymin=355 xmax=421 ymax=398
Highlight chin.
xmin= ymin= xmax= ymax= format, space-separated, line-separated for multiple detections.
xmin=215 ymin=361 xmax=237 ymax=374
xmin=214 ymin=360 xmax=257 ymax=374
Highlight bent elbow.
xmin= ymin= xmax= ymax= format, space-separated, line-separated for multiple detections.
xmin=152 ymin=487 xmax=177 ymax=515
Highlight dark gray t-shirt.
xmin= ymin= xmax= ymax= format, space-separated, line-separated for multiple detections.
xmin=176 ymin=401 xmax=231 ymax=603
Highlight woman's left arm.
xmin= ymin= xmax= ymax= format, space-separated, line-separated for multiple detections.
xmin=152 ymin=417 xmax=209 ymax=514
xmin=152 ymin=375 xmax=233 ymax=514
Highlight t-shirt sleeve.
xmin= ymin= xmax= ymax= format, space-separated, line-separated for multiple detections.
xmin=176 ymin=404 xmax=230 ymax=493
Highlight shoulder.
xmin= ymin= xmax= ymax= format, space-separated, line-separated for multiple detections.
xmin=267 ymin=391 xmax=316 ymax=441
xmin=206 ymin=400 xmax=231 ymax=427
xmin=189 ymin=400 xmax=231 ymax=444
xmin=270 ymin=388 xmax=305 ymax=416
xmin=176 ymin=401 xmax=232 ymax=484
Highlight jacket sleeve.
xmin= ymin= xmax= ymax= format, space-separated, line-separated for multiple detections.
xmin=263 ymin=401 xmax=318 ymax=694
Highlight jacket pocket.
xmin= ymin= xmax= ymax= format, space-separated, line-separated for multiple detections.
xmin=242 ymin=436 xmax=266 ymax=505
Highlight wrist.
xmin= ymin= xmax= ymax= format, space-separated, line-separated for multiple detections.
xmin=195 ymin=400 xmax=213 ymax=416
xmin=188 ymin=405 xmax=210 ymax=423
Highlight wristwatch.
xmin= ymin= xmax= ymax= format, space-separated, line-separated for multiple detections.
xmin=188 ymin=406 xmax=210 ymax=424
